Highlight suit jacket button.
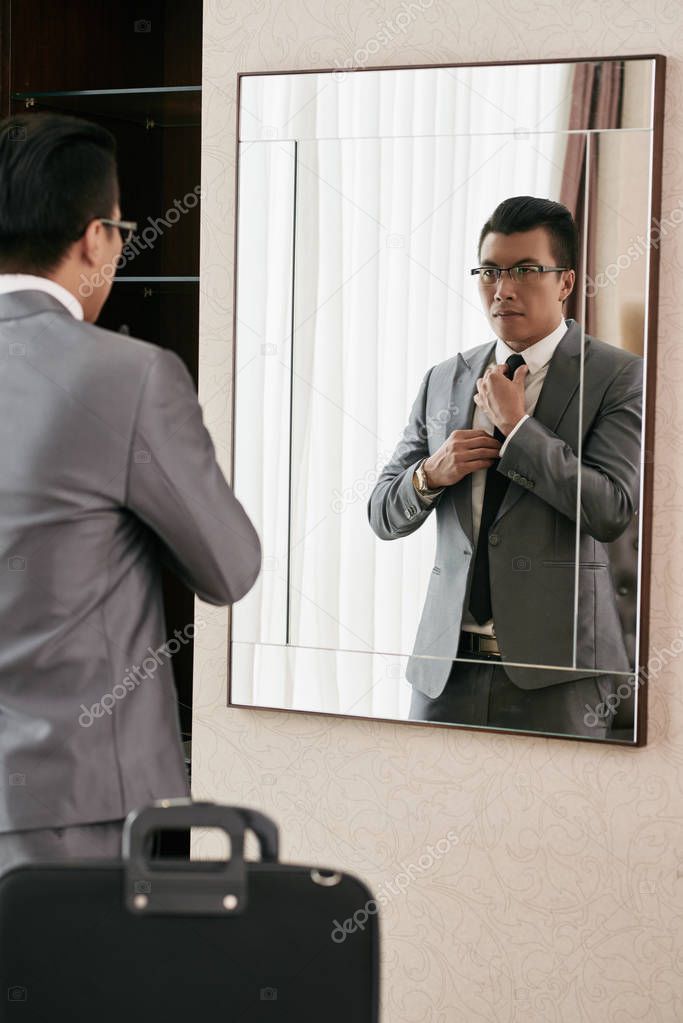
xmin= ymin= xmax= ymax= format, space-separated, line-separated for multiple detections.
xmin=405 ymin=507 xmax=414 ymax=518
xmin=528 ymin=480 xmax=535 ymax=488
xmin=489 ymin=534 xmax=499 ymax=546
xmin=507 ymin=470 xmax=515 ymax=478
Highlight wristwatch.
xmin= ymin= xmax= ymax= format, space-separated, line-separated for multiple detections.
xmin=413 ymin=458 xmax=444 ymax=499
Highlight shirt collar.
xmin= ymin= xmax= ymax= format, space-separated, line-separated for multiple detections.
xmin=494 ymin=317 xmax=568 ymax=373
xmin=0 ymin=273 xmax=84 ymax=320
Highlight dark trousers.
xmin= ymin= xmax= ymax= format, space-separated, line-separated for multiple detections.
xmin=409 ymin=656 xmax=616 ymax=739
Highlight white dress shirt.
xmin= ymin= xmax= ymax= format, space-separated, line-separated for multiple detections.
xmin=461 ymin=316 xmax=568 ymax=635
xmin=0 ymin=273 xmax=84 ymax=320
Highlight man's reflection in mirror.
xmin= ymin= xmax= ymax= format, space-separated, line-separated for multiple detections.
xmin=368 ymin=197 xmax=642 ymax=740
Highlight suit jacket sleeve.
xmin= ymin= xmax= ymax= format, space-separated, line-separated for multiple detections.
xmin=126 ymin=348 xmax=261 ymax=605
xmin=368 ymin=366 xmax=444 ymax=539
xmin=497 ymin=356 xmax=642 ymax=543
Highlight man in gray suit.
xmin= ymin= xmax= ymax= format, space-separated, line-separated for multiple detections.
xmin=0 ymin=113 xmax=261 ymax=873
xmin=368 ymin=197 xmax=642 ymax=740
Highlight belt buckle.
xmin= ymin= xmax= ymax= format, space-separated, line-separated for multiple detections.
xmin=478 ymin=635 xmax=499 ymax=655
xmin=460 ymin=630 xmax=501 ymax=659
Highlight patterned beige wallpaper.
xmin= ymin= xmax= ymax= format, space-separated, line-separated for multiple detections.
xmin=194 ymin=2 xmax=683 ymax=1018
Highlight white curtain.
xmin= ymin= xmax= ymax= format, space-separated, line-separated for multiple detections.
xmin=232 ymin=65 xmax=573 ymax=717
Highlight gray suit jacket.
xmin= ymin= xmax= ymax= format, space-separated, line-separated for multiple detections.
xmin=368 ymin=318 xmax=642 ymax=698
xmin=0 ymin=290 xmax=261 ymax=833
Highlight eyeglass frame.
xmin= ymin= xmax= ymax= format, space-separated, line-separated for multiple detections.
xmin=470 ymin=264 xmax=570 ymax=285
xmin=98 ymin=217 xmax=138 ymax=246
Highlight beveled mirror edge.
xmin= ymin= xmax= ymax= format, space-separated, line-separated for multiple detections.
xmin=235 ymin=53 xmax=662 ymax=140
xmin=234 ymin=52 xmax=663 ymax=82
xmin=634 ymin=52 xmax=666 ymax=747
xmin=226 ymin=54 xmax=667 ymax=748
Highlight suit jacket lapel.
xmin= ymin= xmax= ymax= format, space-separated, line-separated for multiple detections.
xmin=492 ymin=318 xmax=586 ymax=525
xmin=443 ymin=319 xmax=586 ymax=541
xmin=446 ymin=340 xmax=497 ymax=545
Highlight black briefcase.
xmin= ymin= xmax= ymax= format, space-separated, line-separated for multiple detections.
xmin=0 ymin=800 xmax=380 ymax=1021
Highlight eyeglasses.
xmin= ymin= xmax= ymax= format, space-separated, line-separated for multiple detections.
xmin=99 ymin=218 xmax=138 ymax=246
xmin=471 ymin=264 xmax=569 ymax=286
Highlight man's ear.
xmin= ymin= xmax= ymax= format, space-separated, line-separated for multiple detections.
xmin=78 ymin=219 xmax=105 ymax=268
xmin=560 ymin=269 xmax=575 ymax=301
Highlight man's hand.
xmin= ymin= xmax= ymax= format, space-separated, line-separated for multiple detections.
xmin=423 ymin=429 xmax=502 ymax=488
xmin=474 ymin=362 xmax=528 ymax=435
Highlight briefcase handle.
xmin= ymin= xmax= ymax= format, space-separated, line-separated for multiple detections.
xmin=227 ymin=804 xmax=279 ymax=862
xmin=124 ymin=798 xmax=279 ymax=861
xmin=122 ymin=799 xmax=279 ymax=916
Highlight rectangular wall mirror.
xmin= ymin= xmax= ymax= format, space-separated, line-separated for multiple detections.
xmin=229 ymin=55 xmax=664 ymax=746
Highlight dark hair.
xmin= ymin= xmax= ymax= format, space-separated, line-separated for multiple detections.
xmin=478 ymin=195 xmax=578 ymax=270
xmin=0 ymin=112 xmax=119 ymax=273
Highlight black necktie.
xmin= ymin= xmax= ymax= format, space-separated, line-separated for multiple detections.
xmin=468 ymin=352 xmax=526 ymax=625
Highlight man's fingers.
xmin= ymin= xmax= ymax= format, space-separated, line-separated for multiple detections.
xmin=465 ymin=434 xmax=501 ymax=447
xmin=457 ymin=436 xmax=501 ymax=451
xmin=458 ymin=447 xmax=500 ymax=461
xmin=449 ymin=428 xmax=494 ymax=440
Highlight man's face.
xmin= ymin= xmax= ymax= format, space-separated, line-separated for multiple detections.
xmin=477 ymin=226 xmax=575 ymax=350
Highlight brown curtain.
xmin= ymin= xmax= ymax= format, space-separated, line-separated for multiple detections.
xmin=560 ymin=62 xmax=636 ymax=727
xmin=559 ymin=61 xmax=624 ymax=333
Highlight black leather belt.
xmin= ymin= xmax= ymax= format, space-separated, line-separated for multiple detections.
xmin=457 ymin=630 xmax=502 ymax=660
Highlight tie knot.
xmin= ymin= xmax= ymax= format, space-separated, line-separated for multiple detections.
xmin=505 ymin=353 xmax=526 ymax=375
